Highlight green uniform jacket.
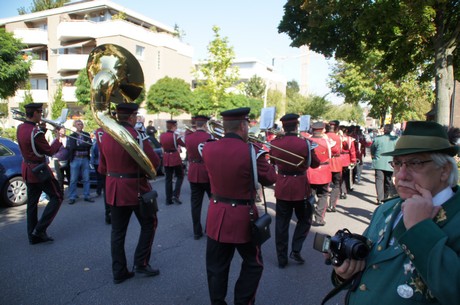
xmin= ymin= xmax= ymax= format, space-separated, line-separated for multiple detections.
xmin=343 ymin=187 xmax=460 ymax=304
xmin=370 ymin=134 xmax=398 ymax=171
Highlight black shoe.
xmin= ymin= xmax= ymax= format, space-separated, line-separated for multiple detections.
xmin=30 ymin=231 xmax=54 ymax=244
xmin=113 ymin=271 xmax=135 ymax=284
xmin=340 ymin=193 xmax=347 ymax=199
xmin=165 ymin=201 xmax=173 ymax=205
xmin=133 ymin=264 xmax=160 ymax=277
xmin=194 ymin=233 xmax=203 ymax=240
xmin=84 ymin=198 xmax=95 ymax=202
xmin=289 ymin=251 xmax=305 ymax=264
xmin=105 ymin=215 xmax=111 ymax=225
xmin=173 ymin=197 xmax=182 ymax=204
xmin=278 ymin=259 xmax=288 ymax=268
xmin=68 ymin=199 xmax=76 ymax=205
xmin=326 ymin=207 xmax=333 ymax=213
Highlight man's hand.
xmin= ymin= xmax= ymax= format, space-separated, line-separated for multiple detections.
xmin=401 ymin=184 xmax=440 ymax=230
xmin=333 ymin=258 xmax=366 ymax=280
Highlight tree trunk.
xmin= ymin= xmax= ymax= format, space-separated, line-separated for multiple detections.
xmin=434 ymin=43 xmax=455 ymax=126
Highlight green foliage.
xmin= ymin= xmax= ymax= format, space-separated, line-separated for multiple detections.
xmin=325 ymin=104 xmax=365 ymax=126
xmin=18 ymin=0 xmax=70 ymax=14
xmin=112 ymin=11 xmax=127 ymax=20
xmin=245 ymin=75 xmax=266 ymax=99
xmin=286 ymin=80 xmax=300 ymax=97
xmin=193 ymin=26 xmax=240 ymax=116
xmin=51 ymin=83 xmax=66 ymax=119
xmin=266 ymin=89 xmax=285 ymax=120
xmin=0 ymin=29 xmax=31 ymax=99
xmin=286 ymin=93 xmax=332 ymax=120
xmin=0 ymin=103 xmax=8 ymax=118
xmin=75 ymin=69 xmax=91 ymax=105
xmin=0 ymin=127 xmax=17 ymax=142
xmin=81 ymin=105 xmax=99 ymax=133
xmin=173 ymin=24 xmax=186 ymax=40
xmin=278 ymin=0 xmax=459 ymax=125
xmin=146 ymin=76 xmax=192 ymax=117
xmin=134 ymin=87 xmax=146 ymax=106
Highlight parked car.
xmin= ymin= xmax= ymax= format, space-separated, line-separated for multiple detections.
xmin=0 ymin=137 xmax=27 ymax=207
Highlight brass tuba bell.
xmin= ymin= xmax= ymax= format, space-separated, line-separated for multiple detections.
xmin=87 ymin=44 xmax=156 ymax=179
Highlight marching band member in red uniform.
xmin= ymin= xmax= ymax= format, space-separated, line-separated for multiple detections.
xmin=17 ymin=103 xmax=63 ymax=245
xmin=308 ymin=122 xmax=333 ymax=226
xmin=159 ymin=120 xmax=186 ymax=205
xmin=98 ymin=103 xmax=161 ymax=284
xmin=184 ymin=115 xmax=212 ymax=240
xmin=270 ymin=113 xmax=320 ymax=268
xmin=202 ymin=107 xmax=276 ymax=305
xmin=326 ymin=120 xmax=343 ymax=211
xmin=339 ymin=125 xmax=357 ymax=199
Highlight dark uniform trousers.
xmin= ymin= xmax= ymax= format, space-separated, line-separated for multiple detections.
xmin=165 ymin=165 xmax=184 ymax=203
xmin=27 ymin=179 xmax=63 ymax=238
xmin=329 ymin=172 xmax=342 ymax=209
xmin=206 ymin=237 xmax=263 ymax=305
xmin=375 ymin=169 xmax=397 ymax=202
xmin=110 ymin=205 xmax=157 ymax=278
xmin=311 ymin=184 xmax=330 ymax=222
xmin=190 ymin=182 xmax=211 ymax=236
xmin=275 ymin=199 xmax=313 ymax=265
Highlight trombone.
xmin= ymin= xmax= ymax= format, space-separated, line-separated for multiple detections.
xmin=207 ymin=120 xmax=306 ymax=167
xmin=11 ymin=109 xmax=93 ymax=145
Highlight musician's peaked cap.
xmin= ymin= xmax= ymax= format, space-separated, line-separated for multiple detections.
xmin=116 ymin=103 xmax=139 ymax=114
xmin=329 ymin=120 xmax=340 ymax=126
xmin=381 ymin=121 xmax=459 ymax=157
xmin=194 ymin=115 xmax=210 ymax=122
xmin=312 ymin=121 xmax=325 ymax=130
xmin=220 ymin=107 xmax=250 ymax=121
xmin=280 ymin=113 xmax=299 ymax=125
xmin=166 ymin=120 xmax=177 ymax=124
xmin=24 ymin=103 xmax=43 ymax=110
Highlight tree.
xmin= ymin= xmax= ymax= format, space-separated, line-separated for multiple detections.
xmin=75 ymin=68 xmax=91 ymax=105
xmin=279 ymin=0 xmax=460 ymax=125
xmin=0 ymin=29 xmax=31 ymax=99
xmin=51 ymin=82 xmax=66 ymax=120
xmin=193 ymin=26 xmax=241 ymax=116
xmin=18 ymin=0 xmax=70 ymax=14
xmin=245 ymin=75 xmax=266 ymax=99
xmin=146 ymin=76 xmax=192 ymax=118
xmin=266 ymin=89 xmax=285 ymax=120
xmin=286 ymin=80 xmax=300 ymax=97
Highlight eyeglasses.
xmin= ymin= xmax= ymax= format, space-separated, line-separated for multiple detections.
xmin=388 ymin=159 xmax=433 ymax=171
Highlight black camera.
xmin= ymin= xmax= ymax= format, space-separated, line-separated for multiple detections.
xmin=313 ymin=228 xmax=372 ymax=266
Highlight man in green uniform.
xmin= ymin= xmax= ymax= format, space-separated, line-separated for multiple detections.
xmin=328 ymin=121 xmax=460 ymax=305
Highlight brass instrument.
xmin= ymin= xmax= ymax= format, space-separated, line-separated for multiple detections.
xmin=207 ymin=120 xmax=305 ymax=167
xmin=184 ymin=125 xmax=196 ymax=133
xmin=87 ymin=44 xmax=156 ymax=179
xmin=11 ymin=109 xmax=93 ymax=145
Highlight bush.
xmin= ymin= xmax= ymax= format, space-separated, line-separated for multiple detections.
xmin=0 ymin=127 xmax=17 ymax=142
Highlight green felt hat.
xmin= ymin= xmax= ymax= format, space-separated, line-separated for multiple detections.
xmin=381 ymin=121 xmax=459 ymax=157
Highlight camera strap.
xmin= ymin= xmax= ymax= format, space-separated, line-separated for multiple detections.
xmin=321 ymin=271 xmax=362 ymax=305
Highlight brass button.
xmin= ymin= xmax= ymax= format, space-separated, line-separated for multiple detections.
xmin=401 ymin=244 xmax=407 ymax=250
xmin=359 ymin=284 xmax=367 ymax=291
xmin=377 ymin=245 xmax=382 ymax=251
xmin=409 ymin=254 xmax=415 ymax=260
xmin=372 ymin=264 xmax=379 ymax=270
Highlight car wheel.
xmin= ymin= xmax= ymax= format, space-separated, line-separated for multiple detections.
xmin=2 ymin=176 xmax=28 ymax=207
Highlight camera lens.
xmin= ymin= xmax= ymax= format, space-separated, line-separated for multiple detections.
xmin=349 ymin=241 xmax=370 ymax=260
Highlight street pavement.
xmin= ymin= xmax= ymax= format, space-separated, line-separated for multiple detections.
xmin=0 ymin=156 xmax=379 ymax=305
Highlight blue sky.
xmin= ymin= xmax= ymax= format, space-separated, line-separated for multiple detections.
xmin=0 ymin=0 xmax=342 ymax=104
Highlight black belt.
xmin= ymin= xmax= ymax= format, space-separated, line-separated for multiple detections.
xmin=341 ymin=152 xmax=350 ymax=154
xmin=74 ymin=155 xmax=88 ymax=158
xmin=320 ymin=162 xmax=329 ymax=165
xmin=212 ymin=195 xmax=254 ymax=206
xmin=107 ymin=172 xmax=139 ymax=178
xmin=24 ymin=159 xmax=43 ymax=164
xmin=277 ymin=170 xmax=306 ymax=176
xmin=332 ymin=154 xmax=341 ymax=158
xmin=165 ymin=150 xmax=177 ymax=153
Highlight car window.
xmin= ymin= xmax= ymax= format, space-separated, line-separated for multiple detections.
xmin=0 ymin=143 xmax=14 ymax=157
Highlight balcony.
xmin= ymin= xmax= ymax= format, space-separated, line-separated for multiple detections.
xmin=12 ymin=90 xmax=49 ymax=105
xmin=57 ymin=21 xmax=98 ymax=41
xmin=13 ymin=28 xmax=48 ymax=45
xmin=57 ymin=54 xmax=88 ymax=72
xmin=30 ymin=60 xmax=48 ymax=74
xmin=62 ymin=86 xmax=77 ymax=102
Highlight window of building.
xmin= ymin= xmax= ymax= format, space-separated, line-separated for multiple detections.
xmin=136 ymin=45 xmax=145 ymax=60
xmin=30 ymin=78 xmax=47 ymax=90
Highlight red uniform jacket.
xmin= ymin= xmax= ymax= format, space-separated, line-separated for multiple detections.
xmin=339 ymin=134 xmax=357 ymax=167
xmin=326 ymin=132 xmax=342 ymax=173
xmin=98 ymin=122 xmax=160 ymax=206
xmin=160 ymin=130 xmax=185 ymax=167
xmin=270 ymin=133 xmax=320 ymax=201
xmin=17 ymin=121 xmax=61 ymax=183
xmin=307 ymin=136 xmax=332 ymax=185
xmin=185 ymin=130 xmax=212 ymax=183
xmin=202 ymin=133 xmax=276 ymax=244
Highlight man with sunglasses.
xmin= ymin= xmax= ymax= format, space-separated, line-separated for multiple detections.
xmin=326 ymin=121 xmax=460 ymax=305
xmin=17 ymin=103 xmax=63 ymax=244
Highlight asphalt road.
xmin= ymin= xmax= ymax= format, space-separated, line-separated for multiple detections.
xmin=0 ymin=157 xmax=379 ymax=305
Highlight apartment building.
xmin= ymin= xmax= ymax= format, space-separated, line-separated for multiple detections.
xmin=0 ymin=0 xmax=193 ymax=125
